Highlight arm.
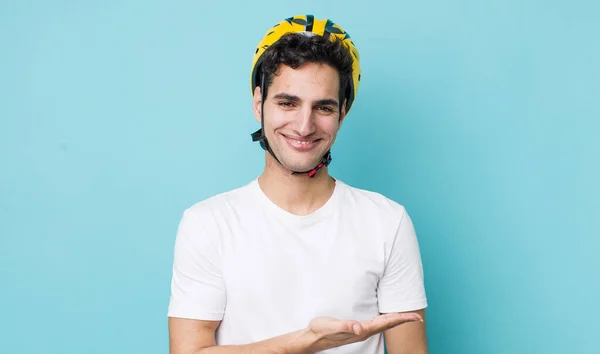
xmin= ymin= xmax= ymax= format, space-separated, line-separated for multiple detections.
xmin=377 ymin=207 xmax=429 ymax=353
xmin=383 ymin=309 xmax=428 ymax=354
xmin=168 ymin=317 xmax=312 ymax=354
xmin=168 ymin=312 xmax=423 ymax=354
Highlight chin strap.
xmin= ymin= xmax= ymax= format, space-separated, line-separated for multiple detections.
xmin=251 ymin=71 xmax=332 ymax=178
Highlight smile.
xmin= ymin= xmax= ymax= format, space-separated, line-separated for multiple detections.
xmin=282 ymin=135 xmax=320 ymax=151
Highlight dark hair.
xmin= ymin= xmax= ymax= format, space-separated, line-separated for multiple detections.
xmin=257 ymin=32 xmax=354 ymax=111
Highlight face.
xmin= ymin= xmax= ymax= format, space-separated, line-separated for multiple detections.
xmin=253 ymin=62 xmax=347 ymax=173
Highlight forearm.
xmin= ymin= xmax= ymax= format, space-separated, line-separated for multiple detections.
xmin=195 ymin=328 xmax=317 ymax=354
xmin=383 ymin=309 xmax=428 ymax=354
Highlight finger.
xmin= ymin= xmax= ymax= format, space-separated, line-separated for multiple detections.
xmin=361 ymin=312 xmax=422 ymax=332
xmin=384 ymin=312 xmax=423 ymax=323
xmin=378 ymin=312 xmax=422 ymax=324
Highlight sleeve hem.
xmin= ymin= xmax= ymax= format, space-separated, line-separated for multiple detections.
xmin=167 ymin=305 xmax=224 ymax=321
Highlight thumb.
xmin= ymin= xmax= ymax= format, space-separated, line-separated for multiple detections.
xmin=342 ymin=320 xmax=364 ymax=335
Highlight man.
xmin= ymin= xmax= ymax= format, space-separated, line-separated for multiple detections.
xmin=168 ymin=15 xmax=428 ymax=354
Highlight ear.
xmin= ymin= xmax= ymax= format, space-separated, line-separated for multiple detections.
xmin=253 ymin=86 xmax=262 ymax=123
xmin=338 ymin=99 xmax=348 ymax=127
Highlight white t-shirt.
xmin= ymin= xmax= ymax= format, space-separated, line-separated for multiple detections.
xmin=168 ymin=178 xmax=427 ymax=353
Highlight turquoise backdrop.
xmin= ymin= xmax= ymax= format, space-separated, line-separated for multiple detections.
xmin=1 ymin=1 xmax=598 ymax=353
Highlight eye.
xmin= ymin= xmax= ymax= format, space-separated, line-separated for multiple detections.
xmin=278 ymin=101 xmax=294 ymax=107
xmin=317 ymin=106 xmax=334 ymax=113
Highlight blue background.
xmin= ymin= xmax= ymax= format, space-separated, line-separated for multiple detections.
xmin=1 ymin=1 xmax=598 ymax=353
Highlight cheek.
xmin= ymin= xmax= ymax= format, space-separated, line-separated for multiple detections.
xmin=318 ymin=118 xmax=340 ymax=135
xmin=264 ymin=108 xmax=291 ymax=130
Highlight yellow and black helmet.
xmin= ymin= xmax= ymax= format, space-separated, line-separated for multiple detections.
xmin=250 ymin=14 xmax=362 ymax=113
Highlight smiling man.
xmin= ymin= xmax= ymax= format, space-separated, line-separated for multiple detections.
xmin=167 ymin=15 xmax=429 ymax=354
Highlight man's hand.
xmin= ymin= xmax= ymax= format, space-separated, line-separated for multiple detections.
xmin=304 ymin=312 xmax=423 ymax=353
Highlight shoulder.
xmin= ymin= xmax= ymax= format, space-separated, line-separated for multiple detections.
xmin=337 ymin=180 xmax=408 ymax=221
xmin=186 ymin=180 xmax=256 ymax=213
xmin=178 ymin=180 xmax=257 ymax=232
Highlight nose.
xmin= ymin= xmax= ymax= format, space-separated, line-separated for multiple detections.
xmin=295 ymin=106 xmax=316 ymax=137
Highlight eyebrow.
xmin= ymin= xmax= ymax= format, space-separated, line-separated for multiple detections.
xmin=272 ymin=93 xmax=339 ymax=107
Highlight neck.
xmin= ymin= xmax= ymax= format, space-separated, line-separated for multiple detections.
xmin=257 ymin=154 xmax=336 ymax=216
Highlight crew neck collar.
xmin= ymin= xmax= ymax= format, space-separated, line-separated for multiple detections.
xmin=250 ymin=177 xmax=344 ymax=227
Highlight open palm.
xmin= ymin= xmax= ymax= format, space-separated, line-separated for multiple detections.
xmin=307 ymin=312 xmax=422 ymax=350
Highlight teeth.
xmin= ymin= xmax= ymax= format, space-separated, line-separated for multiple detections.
xmin=290 ymin=138 xmax=313 ymax=145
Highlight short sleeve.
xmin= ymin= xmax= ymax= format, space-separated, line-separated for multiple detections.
xmin=167 ymin=209 xmax=226 ymax=320
xmin=377 ymin=208 xmax=428 ymax=313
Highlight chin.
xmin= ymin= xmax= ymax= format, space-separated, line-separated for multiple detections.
xmin=281 ymin=157 xmax=325 ymax=172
